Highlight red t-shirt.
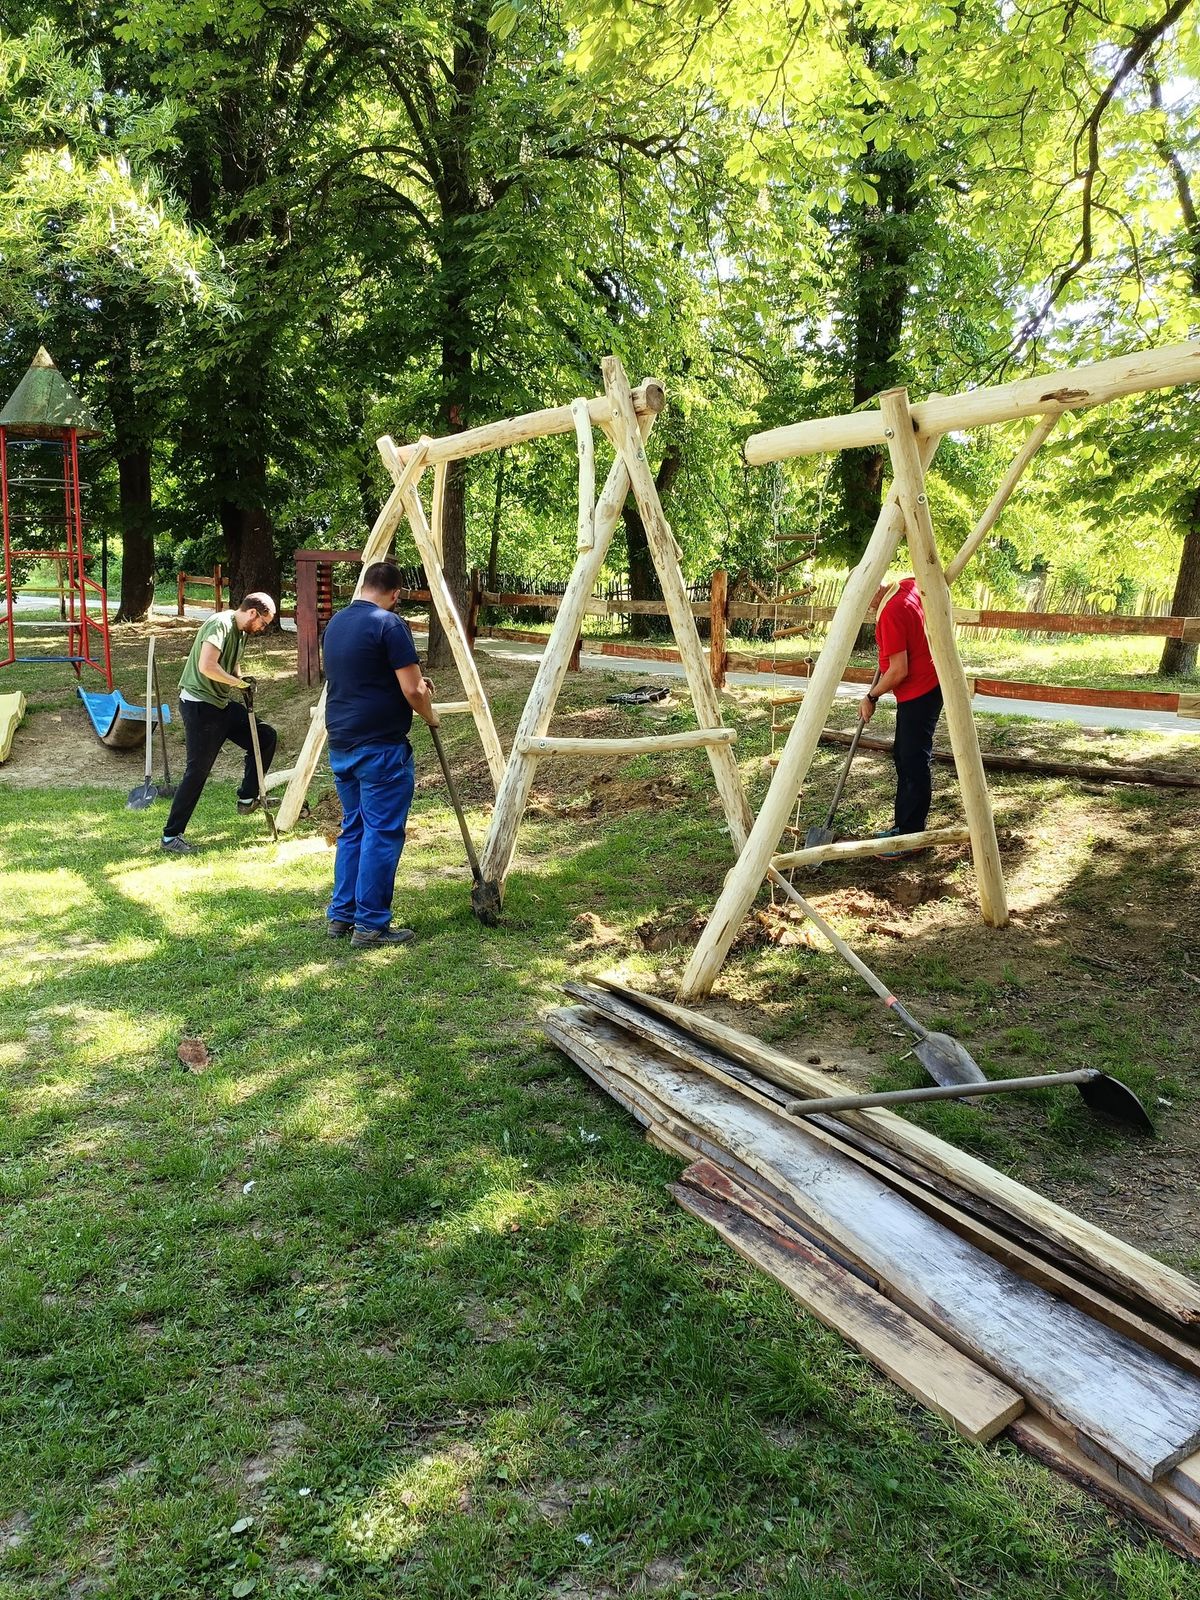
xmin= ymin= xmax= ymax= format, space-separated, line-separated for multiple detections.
xmin=876 ymin=580 xmax=939 ymax=702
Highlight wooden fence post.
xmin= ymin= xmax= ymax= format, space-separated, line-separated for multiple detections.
xmin=295 ymin=556 xmax=320 ymax=686
xmin=467 ymin=566 xmax=483 ymax=653
xmin=710 ymin=568 xmax=729 ymax=689
xmin=569 ymin=632 xmax=583 ymax=673
xmin=176 ymin=573 xmax=186 ymax=617
xmin=214 ymin=564 xmax=224 ymax=611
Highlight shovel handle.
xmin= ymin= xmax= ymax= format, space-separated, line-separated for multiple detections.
xmin=820 ymin=668 xmax=881 ymax=831
xmin=429 ymin=724 xmax=482 ymax=881
xmin=786 ymin=1069 xmax=1098 ymax=1117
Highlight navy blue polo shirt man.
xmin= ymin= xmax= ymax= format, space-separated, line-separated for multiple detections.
xmin=321 ymin=560 xmax=439 ymax=948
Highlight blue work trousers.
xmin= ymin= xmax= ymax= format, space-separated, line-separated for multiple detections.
xmin=328 ymin=740 xmax=415 ymax=932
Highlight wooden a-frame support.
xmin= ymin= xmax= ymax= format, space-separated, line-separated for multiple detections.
xmin=680 ymin=338 xmax=1200 ymax=999
xmin=276 ymin=359 xmax=755 ymax=920
xmin=276 ymin=371 xmax=670 ymax=832
xmin=472 ymin=355 xmax=754 ymax=921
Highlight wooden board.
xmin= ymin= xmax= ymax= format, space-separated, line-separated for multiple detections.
xmin=546 ymin=1006 xmax=1200 ymax=1481
xmin=674 ymin=1162 xmax=1025 ymax=1443
xmin=1009 ymin=1413 xmax=1200 ymax=1560
xmin=568 ymin=982 xmax=1200 ymax=1380
xmin=595 ymin=983 xmax=1200 ymax=1329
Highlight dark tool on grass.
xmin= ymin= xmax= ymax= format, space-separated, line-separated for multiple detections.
xmin=765 ymin=867 xmax=987 ymax=1087
xmin=127 ymin=637 xmax=159 ymax=810
xmin=428 ymin=722 xmax=484 ymax=889
xmin=803 ymin=669 xmax=880 ymax=856
xmin=150 ymin=651 xmax=176 ymax=799
xmin=241 ymin=678 xmax=277 ymax=843
xmin=784 ymin=1068 xmax=1154 ymax=1133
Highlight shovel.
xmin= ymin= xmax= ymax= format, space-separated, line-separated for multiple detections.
xmin=803 ymin=670 xmax=879 ymax=855
xmin=242 ymin=680 xmax=277 ymax=843
xmin=428 ymin=723 xmax=483 ymax=885
xmin=151 ymin=652 xmax=176 ymax=799
xmin=127 ymin=638 xmax=159 ymax=810
xmin=783 ymin=1068 xmax=1154 ymax=1134
xmin=766 ymin=867 xmax=986 ymax=1086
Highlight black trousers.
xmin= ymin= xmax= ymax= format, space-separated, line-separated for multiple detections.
xmin=893 ymin=685 xmax=943 ymax=834
xmin=163 ymin=699 xmax=278 ymax=839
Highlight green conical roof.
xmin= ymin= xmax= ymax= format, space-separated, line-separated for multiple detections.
xmin=0 ymin=348 xmax=101 ymax=438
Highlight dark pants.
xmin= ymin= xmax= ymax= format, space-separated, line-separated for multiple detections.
xmin=162 ymin=699 xmax=277 ymax=839
xmin=328 ymin=740 xmax=415 ymax=931
xmin=893 ymin=685 xmax=943 ymax=834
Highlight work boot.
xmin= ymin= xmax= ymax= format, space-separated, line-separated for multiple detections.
xmin=161 ymin=835 xmax=198 ymax=855
xmin=351 ymin=925 xmax=416 ymax=949
xmin=327 ymin=919 xmax=353 ymax=940
xmin=237 ymin=794 xmax=279 ymax=815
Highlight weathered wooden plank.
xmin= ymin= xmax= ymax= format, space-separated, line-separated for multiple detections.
xmin=675 ymin=1163 xmax=1024 ymax=1443
xmin=594 ymin=983 xmax=1200 ymax=1329
xmin=546 ymin=1006 xmax=1200 ymax=1480
xmin=1010 ymin=1413 xmax=1200 ymax=1559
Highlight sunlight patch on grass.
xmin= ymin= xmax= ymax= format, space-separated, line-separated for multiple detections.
xmin=432 ymin=1185 xmax=540 ymax=1246
xmin=0 ymin=1040 xmax=28 ymax=1068
xmin=340 ymin=1441 xmax=483 ymax=1560
xmin=29 ymin=1002 xmax=172 ymax=1068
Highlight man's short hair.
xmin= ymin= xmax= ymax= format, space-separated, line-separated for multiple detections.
xmin=240 ymin=591 xmax=277 ymax=618
xmin=362 ymin=561 xmax=404 ymax=593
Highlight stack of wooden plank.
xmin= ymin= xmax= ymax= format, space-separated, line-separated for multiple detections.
xmin=545 ymin=981 xmax=1200 ymax=1558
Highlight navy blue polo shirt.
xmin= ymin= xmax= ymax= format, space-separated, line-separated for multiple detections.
xmin=322 ymin=599 xmax=421 ymax=751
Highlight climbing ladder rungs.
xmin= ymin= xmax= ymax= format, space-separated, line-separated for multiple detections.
xmin=517 ymin=729 xmax=737 ymax=758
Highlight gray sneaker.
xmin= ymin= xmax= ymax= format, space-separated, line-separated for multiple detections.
xmin=351 ymin=925 xmax=415 ymax=948
xmin=161 ymin=836 xmax=198 ymax=855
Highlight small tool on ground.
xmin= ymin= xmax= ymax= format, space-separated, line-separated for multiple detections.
xmin=242 ymin=679 xmax=277 ymax=842
xmin=127 ymin=637 xmax=159 ymax=810
xmin=766 ymin=867 xmax=986 ymax=1086
xmin=428 ymin=723 xmax=483 ymax=888
xmin=803 ymin=670 xmax=880 ymax=856
xmin=784 ymin=1067 xmax=1154 ymax=1133
xmin=150 ymin=651 xmax=176 ymax=799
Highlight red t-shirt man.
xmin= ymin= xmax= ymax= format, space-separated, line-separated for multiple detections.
xmin=859 ymin=577 xmax=944 ymax=841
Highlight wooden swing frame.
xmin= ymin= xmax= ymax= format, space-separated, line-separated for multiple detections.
xmin=679 ymin=338 xmax=1200 ymax=999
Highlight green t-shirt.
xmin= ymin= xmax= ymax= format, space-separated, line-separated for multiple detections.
xmin=178 ymin=611 xmax=244 ymax=708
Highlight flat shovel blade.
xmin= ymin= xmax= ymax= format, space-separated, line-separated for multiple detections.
xmin=1078 ymin=1072 xmax=1155 ymax=1133
xmin=804 ymin=825 xmax=835 ymax=852
xmin=126 ymin=780 xmax=158 ymax=811
xmin=915 ymin=1030 xmax=987 ymax=1087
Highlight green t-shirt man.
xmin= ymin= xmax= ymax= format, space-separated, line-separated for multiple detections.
xmin=178 ymin=612 xmax=245 ymax=709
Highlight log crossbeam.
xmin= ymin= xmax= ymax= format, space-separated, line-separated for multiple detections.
xmin=770 ymin=825 xmax=971 ymax=872
xmin=518 ymin=729 xmax=737 ymax=758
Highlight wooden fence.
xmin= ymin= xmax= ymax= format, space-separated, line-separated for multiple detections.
xmin=289 ymin=554 xmax=1200 ymax=718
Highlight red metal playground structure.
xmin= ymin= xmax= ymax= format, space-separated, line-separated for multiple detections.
xmin=0 ymin=347 xmax=113 ymax=692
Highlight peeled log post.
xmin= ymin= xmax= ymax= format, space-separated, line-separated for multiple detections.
xmin=474 ymin=405 xmax=661 ymax=917
xmin=945 ymin=413 xmax=1062 ymax=585
xmin=771 ymin=825 xmax=970 ymax=872
xmin=277 ymin=450 xmax=429 ymax=831
xmin=602 ymin=355 xmax=754 ymax=853
xmin=679 ymin=432 xmax=942 ymax=1001
xmin=880 ymin=387 xmax=1008 ymax=928
xmin=746 ymin=340 xmax=1200 ymax=464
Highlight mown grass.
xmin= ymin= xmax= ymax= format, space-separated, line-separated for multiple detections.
xmin=2 ymin=641 xmax=1200 ymax=1599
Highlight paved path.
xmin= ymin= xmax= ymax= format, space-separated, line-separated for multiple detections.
xmin=474 ymin=637 xmax=1197 ymax=736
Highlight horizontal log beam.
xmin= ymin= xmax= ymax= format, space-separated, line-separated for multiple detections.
xmin=745 ymin=341 xmax=1200 ymax=463
xmin=517 ymin=729 xmax=737 ymax=757
xmin=771 ymin=825 xmax=971 ymax=872
xmin=379 ymin=380 xmax=664 ymax=468
xmin=433 ymin=700 xmax=471 ymax=715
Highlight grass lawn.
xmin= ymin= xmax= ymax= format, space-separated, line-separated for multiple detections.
xmin=1 ymin=626 xmax=1199 ymax=1599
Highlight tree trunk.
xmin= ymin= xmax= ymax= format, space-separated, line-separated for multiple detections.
xmin=220 ymin=477 xmax=280 ymax=608
xmin=1159 ymin=486 xmax=1200 ymax=677
xmin=113 ymin=444 xmax=155 ymax=622
xmin=623 ymin=444 xmax=682 ymax=639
